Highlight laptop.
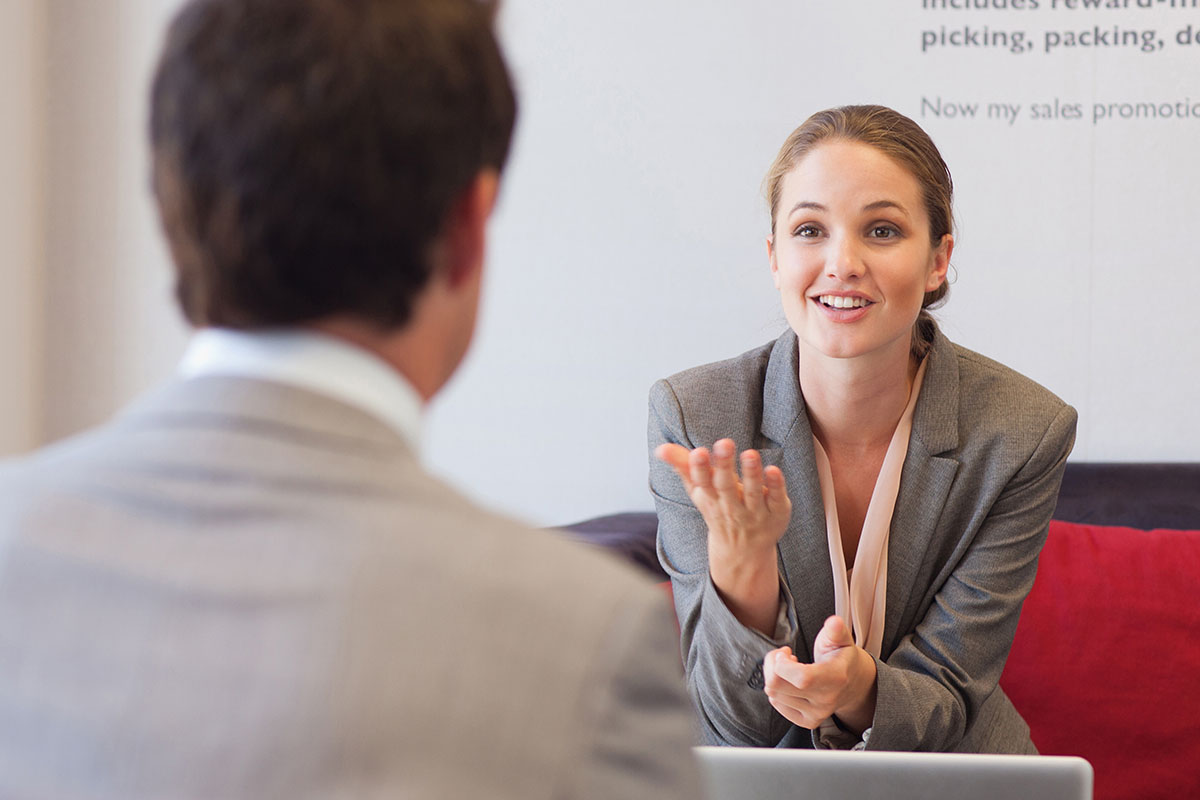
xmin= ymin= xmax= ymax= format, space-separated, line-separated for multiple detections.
xmin=694 ymin=746 xmax=1093 ymax=800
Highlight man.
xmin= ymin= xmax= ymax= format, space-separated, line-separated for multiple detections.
xmin=0 ymin=0 xmax=701 ymax=796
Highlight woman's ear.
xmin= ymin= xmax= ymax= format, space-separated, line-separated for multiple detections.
xmin=926 ymin=233 xmax=953 ymax=292
xmin=767 ymin=235 xmax=781 ymax=290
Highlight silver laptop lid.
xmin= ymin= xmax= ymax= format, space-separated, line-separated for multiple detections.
xmin=694 ymin=746 xmax=1093 ymax=800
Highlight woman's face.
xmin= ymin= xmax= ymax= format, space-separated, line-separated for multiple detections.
xmin=768 ymin=139 xmax=951 ymax=367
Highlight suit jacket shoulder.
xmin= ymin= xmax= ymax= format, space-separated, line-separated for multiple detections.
xmin=651 ymin=335 xmax=788 ymax=453
xmin=0 ymin=377 xmax=700 ymax=799
xmin=947 ymin=339 xmax=1076 ymax=455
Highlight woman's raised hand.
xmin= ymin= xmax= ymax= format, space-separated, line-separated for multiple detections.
xmin=656 ymin=438 xmax=792 ymax=634
xmin=656 ymin=438 xmax=791 ymax=557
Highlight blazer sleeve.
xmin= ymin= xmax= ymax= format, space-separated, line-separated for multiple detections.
xmin=648 ymin=378 xmax=800 ymax=748
xmin=865 ymin=402 xmax=1078 ymax=752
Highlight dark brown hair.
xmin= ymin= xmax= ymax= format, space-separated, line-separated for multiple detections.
xmin=765 ymin=105 xmax=953 ymax=358
xmin=150 ymin=0 xmax=516 ymax=329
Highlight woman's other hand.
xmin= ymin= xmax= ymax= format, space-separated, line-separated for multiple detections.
xmin=656 ymin=438 xmax=791 ymax=634
xmin=762 ymin=616 xmax=878 ymax=734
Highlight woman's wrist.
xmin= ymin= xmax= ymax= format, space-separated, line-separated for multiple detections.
xmin=709 ymin=544 xmax=781 ymax=635
xmin=834 ymin=649 xmax=878 ymax=734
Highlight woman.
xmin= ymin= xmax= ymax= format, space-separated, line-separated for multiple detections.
xmin=649 ymin=105 xmax=1076 ymax=753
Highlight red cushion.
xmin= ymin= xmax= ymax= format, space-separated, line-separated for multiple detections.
xmin=1000 ymin=520 xmax=1200 ymax=800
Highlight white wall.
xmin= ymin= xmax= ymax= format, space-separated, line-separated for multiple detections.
xmin=427 ymin=1 xmax=1200 ymax=524
xmin=41 ymin=0 xmax=186 ymax=443
xmin=0 ymin=0 xmax=46 ymax=455
xmin=23 ymin=1 xmax=1200 ymax=526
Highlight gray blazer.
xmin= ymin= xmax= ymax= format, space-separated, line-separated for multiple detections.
xmin=649 ymin=328 xmax=1076 ymax=753
xmin=0 ymin=376 xmax=701 ymax=799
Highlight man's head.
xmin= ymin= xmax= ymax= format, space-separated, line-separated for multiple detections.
xmin=149 ymin=0 xmax=516 ymax=333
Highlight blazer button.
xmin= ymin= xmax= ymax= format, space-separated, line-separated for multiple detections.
xmin=747 ymin=661 xmax=765 ymax=690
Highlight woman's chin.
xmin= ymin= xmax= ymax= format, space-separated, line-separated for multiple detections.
xmin=797 ymin=329 xmax=912 ymax=365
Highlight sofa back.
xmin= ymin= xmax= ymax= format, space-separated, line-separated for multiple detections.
xmin=1000 ymin=519 xmax=1200 ymax=800
xmin=1052 ymin=462 xmax=1200 ymax=530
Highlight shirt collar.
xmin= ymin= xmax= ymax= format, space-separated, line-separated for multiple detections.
xmin=178 ymin=328 xmax=423 ymax=452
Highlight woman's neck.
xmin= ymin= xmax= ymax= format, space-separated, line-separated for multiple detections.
xmin=799 ymin=340 xmax=919 ymax=454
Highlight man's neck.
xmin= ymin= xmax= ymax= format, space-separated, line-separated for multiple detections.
xmin=309 ymin=317 xmax=440 ymax=404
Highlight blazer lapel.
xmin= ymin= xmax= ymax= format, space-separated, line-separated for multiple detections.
xmin=881 ymin=331 xmax=961 ymax=657
xmin=759 ymin=333 xmax=835 ymax=661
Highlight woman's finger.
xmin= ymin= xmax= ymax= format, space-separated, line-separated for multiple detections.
xmin=763 ymin=465 xmax=790 ymax=516
xmin=655 ymin=443 xmax=697 ymax=493
xmin=762 ymin=646 xmax=792 ymax=679
xmin=766 ymin=651 xmax=815 ymax=692
xmin=709 ymin=439 xmax=742 ymax=503
xmin=740 ymin=449 xmax=764 ymax=512
xmin=655 ymin=443 xmax=690 ymax=471
xmin=688 ymin=447 xmax=714 ymax=495
xmin=763 ymin=649 xmax=832 ymax=726
xmin=766 ymin=693 xmax=824 ymax=730
xmin=763 ymin=648 xmax=806 ymax=693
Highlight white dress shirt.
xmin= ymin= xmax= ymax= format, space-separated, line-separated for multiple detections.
xmin=178 ymin=328 xmax=423 ymax=452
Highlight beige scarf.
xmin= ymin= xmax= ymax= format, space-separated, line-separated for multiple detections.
xmin=811 ymin=357 xmax=928 ymax=658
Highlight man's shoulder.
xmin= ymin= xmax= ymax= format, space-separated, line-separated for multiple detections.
xmin=376 ymin=480 xmax=665 ymax=616
xmin=0 ymin=418 xmax=128 ymax=511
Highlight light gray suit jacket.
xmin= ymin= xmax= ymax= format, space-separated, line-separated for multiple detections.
xmin=649 ymin=328 xmax=1076 ymax=753
xmin=0 ymin=376 xmax=701 ymax=799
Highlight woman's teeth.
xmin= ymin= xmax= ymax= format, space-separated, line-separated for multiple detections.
xmin=818 ymin=295 xmax=870 ymax=309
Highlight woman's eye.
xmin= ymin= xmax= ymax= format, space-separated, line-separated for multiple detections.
xmin=869 ymin=225 xmax=900 ymax=239
xmin=793 ymin=224 xmax=821 ymax=238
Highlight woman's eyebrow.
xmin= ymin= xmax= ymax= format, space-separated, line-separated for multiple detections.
xmin=788 ymin=200 xmax=911 ymax=216
xmin=788 ymin=201 xmax=826 ymax=214
xmin=863 ymin=199 xmax=909 ymax=216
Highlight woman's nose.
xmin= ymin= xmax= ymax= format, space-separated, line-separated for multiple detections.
xmin=826 ymin=235 xmax=863 ymax=281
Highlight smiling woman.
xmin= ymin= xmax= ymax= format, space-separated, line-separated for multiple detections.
xmin=649 ymin=105 xmax=1078 ymax=754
